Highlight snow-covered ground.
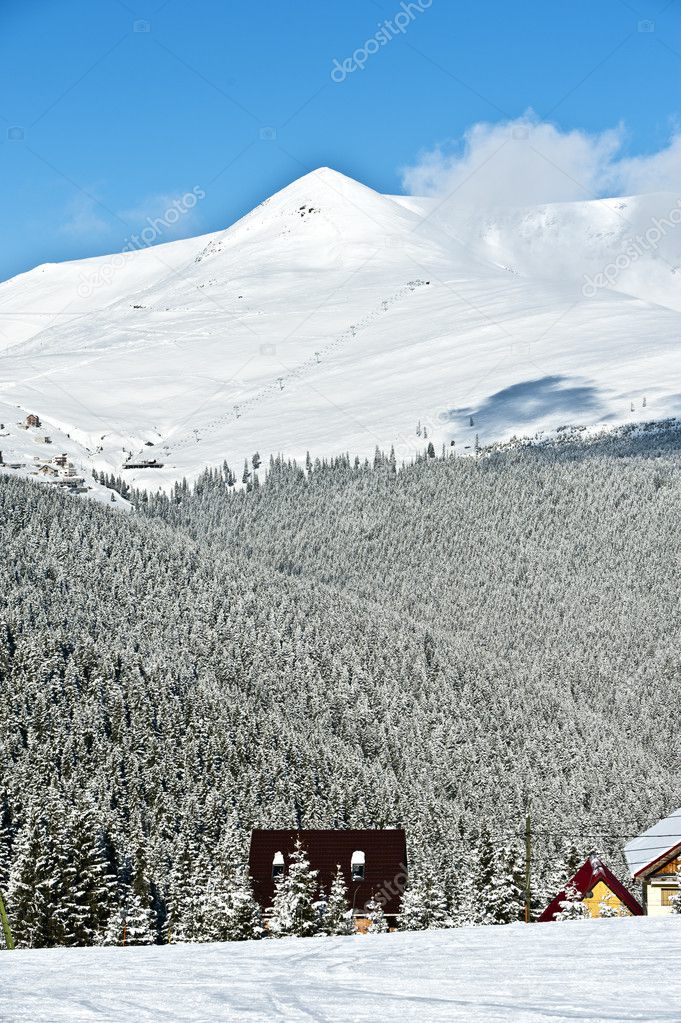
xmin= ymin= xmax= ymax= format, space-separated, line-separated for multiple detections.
xmin=4 ymin=918 xmax=681 ymax=1023
xmin=2 ymin=167 xmax=681 ymax=493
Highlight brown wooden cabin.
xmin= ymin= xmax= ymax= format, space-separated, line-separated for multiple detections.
xmin=625 ymin=807 xmax=681 ymax=916
xmin=26 ymin=414 xmax=41 ymax=428
xmin=248 ymin=828 xmax=407 ymax=929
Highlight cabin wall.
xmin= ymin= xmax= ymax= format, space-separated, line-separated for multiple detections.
xmin=582 ymin=880 xmax=630 ymax=918
xmin=644 ymin=880 xmax=678 ymax=916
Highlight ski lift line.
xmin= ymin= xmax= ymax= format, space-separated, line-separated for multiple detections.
xmin=531 ymin=831 xmax=681 ymax=840
xmin=459 ymin=828 xmax=681 ymax=844
xmin=161 ymin=279 xmax=430 ymax=454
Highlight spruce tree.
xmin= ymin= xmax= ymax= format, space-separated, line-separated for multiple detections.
xmin=268 ymin=840 xmax=321 ymax=938
xmin=597 ymin=894 xmax=621 ymax=918
xmin=7 ymin=814 xmax=60 ymax=948
xmin=223 ymin=880 xmax=263 ymax=941
xmin=324 ymin=865 xmax=353 ymax=936
xmin=555 ymin=883 xmax=590 ymax=921
xmin=104 ymin=854 xmax=155 ymax=945
xmin=366 ymin=895 xmax=388 ymax=934
xmin=60 ymin=805 xmax=116 ymax=945
xmin=399 ymin=876 xmax=427 ymax=930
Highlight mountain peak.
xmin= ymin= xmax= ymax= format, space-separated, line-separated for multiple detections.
xmin=263 ymin=165 xmax=381 ymax=210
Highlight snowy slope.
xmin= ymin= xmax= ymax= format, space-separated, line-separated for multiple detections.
xmin=2 ymin=167 xmax=681 ymax=491
xmin=4 ymin=918 xmax=681 ymax=1023
xmin=0 ymin=232 xmax=213 ymax=354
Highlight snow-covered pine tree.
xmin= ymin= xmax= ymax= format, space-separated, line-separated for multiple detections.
xmin=324 ymin=865 xmax=353 ymax=936
xmin=58 ymin=803 xmax=116 ymax=946
xmin=597 ymin=894 xmax=621 ymax=918
xmin=6 ymin=800 xmax=114 ymax=948
xmin=485 ymin=843 xmax=525 ymax=924
xmin=192 ymin=876 xmax=233 ymax=942
xmin=195 ymin=868 xmax=262 ymax=941
xmin=223 ymin=880 xmax=263 ymax=941
xmin=216 ymin=828 xmax=262 ymax=941
xmin=554 ymin=883 xmax=590 ymax=921
xmin=399 ymin=867 xmax=449 ymax=930
xmin=472 ymin=829 xmax=502 ymax=925
xmin=399 ymin=875 xmax=427 ymax=930
xmin=444 ymin=845 xmax=476 ymax=927
xmin=164 ymin=837 xmax=207 ymax=943
xmin=422 ymin=869 xmax=450 ymax=928
xmin=365 ymin=895 xmax=388 ymax=934
xmin=7 ymin=813 xmax=59 ymax=948
xmin=104 ymin=854 xmax=155 ymax=946
xmin=0 ymin=794 xmax=12 ymax=897
xmin=268 ymin=840 xmax=321 ymax=938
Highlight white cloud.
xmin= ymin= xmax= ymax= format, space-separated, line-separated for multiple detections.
xmin=616 ymin=133 xmax=681 ymax=195
xmin=402 ymin=113 xmax=681 ymax=207
xmin=60 ymin=194 xmax=110 ymax=238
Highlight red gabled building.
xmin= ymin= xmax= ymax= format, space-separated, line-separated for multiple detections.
xmin=538 ymin=854 xmax=643 ymax=922
xmin=248 ymin=828 xmax=407 ymax=928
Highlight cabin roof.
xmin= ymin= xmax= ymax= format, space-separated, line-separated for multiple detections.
xmin=538 ymin=855 xmax=643 ymax=922
xmin=248 ymin=828 xmax=407 ymax=916
xmin=624 ymin=807 xmax=681 ymax=879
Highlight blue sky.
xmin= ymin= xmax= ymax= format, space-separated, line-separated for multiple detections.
xmin=1 ymin=0 xmax=680 ymax=281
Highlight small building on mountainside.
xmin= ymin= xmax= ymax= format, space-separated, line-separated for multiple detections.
xmin=624 ymin=806 xmax=681 ymax=916
xmin=122 ymin=458 xmax=164 ymax=469
xmin=25 ymin=414 xmax=41 ymax=428
xmin=538 ymin=854 xmax=643 ymax=922
xmin=248 ymin=829 xmax=407 ymax=929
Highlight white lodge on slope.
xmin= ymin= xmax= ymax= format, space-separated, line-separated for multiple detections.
xmin=624 ymin=807 xmax=681 ymax=915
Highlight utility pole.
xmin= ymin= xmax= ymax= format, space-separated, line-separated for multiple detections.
xmin=524 ymin=813 xmax=532 ymax=924
xmin=0 ymin=890 xmax=14 ymax=950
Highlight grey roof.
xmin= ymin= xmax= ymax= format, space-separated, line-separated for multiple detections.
xmin=624 ymin=806 xmax=681 ymax=877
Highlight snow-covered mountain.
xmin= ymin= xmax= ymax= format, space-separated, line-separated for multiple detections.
xmin=1 ymin=166 xmax=681 ymax=491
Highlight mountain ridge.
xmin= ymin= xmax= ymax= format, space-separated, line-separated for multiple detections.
xmin=1 ymin=166 xmax=681 ymax=494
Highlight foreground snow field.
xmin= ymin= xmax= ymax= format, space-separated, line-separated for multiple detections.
xmin=5 ymin=917 xmax=681 ymax=1023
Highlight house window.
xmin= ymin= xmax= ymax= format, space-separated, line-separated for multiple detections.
xmin=661 ymin=888 xmax=677 ymax=907
xmin=351 ymin=850 xmax=365 ymax=881
xmin=272 ymin=851 xmax=285 ymax=880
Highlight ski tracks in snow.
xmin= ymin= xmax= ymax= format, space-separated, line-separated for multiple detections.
xmin=159 ymin=279 xmax=430 ymax=459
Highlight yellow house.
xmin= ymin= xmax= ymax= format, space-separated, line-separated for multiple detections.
xmin=624 ymin=807 xmax=681 ymax=916
xmin=538 ymin=854 xmax=643 ymax=921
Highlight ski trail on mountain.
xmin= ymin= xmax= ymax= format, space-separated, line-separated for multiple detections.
xmin=153 ymin=278 xmax=431 ymax=460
